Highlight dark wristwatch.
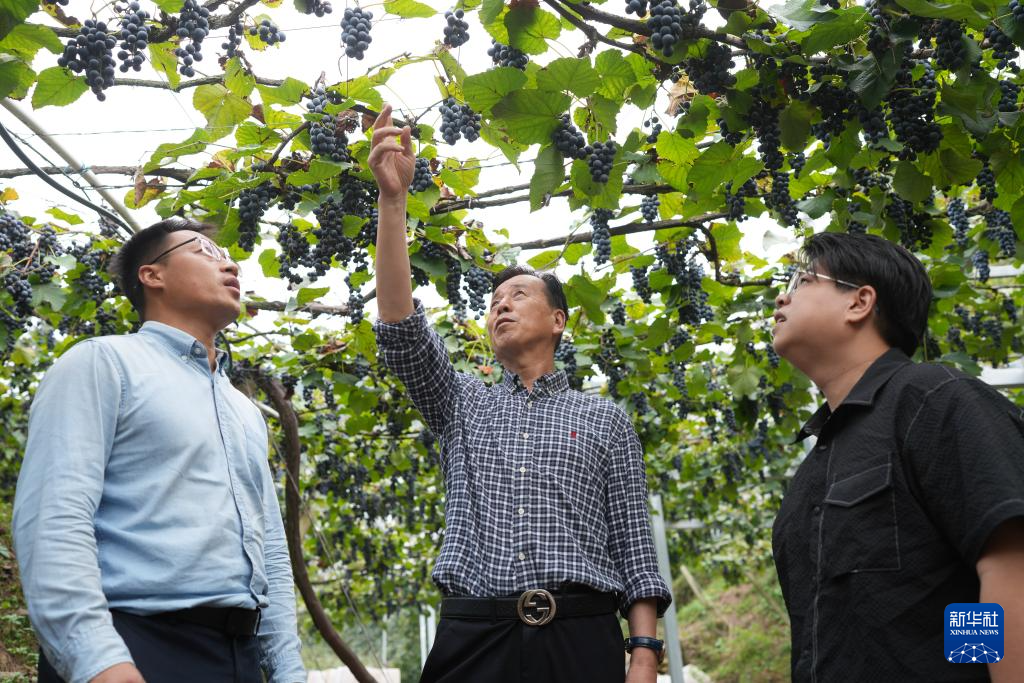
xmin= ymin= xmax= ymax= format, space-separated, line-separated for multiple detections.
xmin=624 ymin=636 xmax=665 ymax=662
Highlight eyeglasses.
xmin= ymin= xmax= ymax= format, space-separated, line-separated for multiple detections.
xmin=784 ymin=269 xmax=860 ymax=296
xmin=147 ymin=236 xmax=231 ymax=265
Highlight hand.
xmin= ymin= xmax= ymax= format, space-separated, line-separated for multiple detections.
xmin=625 ymin=648 xmax=659 ymax=683
xmin=367 ymin=103 xmax=415 ymax=201
xmin=90 ymin=662 xmax=146 ymax=683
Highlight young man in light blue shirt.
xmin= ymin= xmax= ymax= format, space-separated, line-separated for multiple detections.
xmin=13 ymin=218 xmax=305 ymax=683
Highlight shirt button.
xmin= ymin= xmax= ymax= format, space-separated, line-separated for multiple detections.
xmin=519 ymin=467 xmax=526 ymax=473
xmin=180 ymin=354 xmax=188 ymax=361
xmin=518 ymin=507 xmax=525 ymax=515
xmin=522 ymin=433 xmax=529 ymax=439
xmin=193 ymin=347 xmax=204 ymax=356
xmin=518 ymin=552 xmax=526 ymax=560
xmin=812 ymin=505 xmax=821 ymax=515
xmin=816 ymin=443 xmax=828 ymax=451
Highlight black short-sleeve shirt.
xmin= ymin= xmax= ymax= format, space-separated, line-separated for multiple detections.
xmin=772 ymin=348 xmax=1024 ymax=682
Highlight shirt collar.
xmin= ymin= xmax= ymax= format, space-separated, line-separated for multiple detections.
xmin=501 ymin=368 xmax=570 ymax=397
xmin=138 ymin=321 xmax=228 ymax=374
xmin=797 ymin=347 xmax=911 ymax=440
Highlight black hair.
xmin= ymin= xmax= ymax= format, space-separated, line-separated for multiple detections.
xmin=109 ymin=218 xmax=217 ymax=317
xmin=800 ymin=232 xmax=932 ymax=356
xmin=492 ymin=265 xmax=568 ymax=347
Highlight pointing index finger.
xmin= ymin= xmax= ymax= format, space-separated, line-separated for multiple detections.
xmin=373 ymin=103 xmax=394 ymax=131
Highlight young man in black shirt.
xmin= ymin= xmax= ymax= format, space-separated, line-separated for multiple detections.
xmin=771 ymin=232 xmax=1024 ymax=682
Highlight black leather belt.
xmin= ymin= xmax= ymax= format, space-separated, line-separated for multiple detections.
xmin=160 ymin=606 xmax=262 ymax=637
xmin=441 ymin=589 xmax=617 ymax=626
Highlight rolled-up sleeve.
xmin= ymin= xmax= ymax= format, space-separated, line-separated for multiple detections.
xmin=374 ymin=299 xmax=462 ymax=438
xmin=605 ymin=408 xmax=672 ymax=617
xmin=12 ymin=341 xmax=133 ymax=683
xmin=255 ymin=415 xmax=306 ymax=683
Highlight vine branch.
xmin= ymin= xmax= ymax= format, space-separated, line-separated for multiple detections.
xmin=509 ymin=212 xmax=728 ymax=250
xmin=0 ymin=165 xmax=193 ymax=182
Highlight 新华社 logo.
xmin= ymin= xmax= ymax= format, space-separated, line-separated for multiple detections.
xmin=945 ymin=603 xmax=1004 ymax=664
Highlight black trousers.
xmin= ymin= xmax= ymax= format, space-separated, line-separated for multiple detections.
xmin=38 ymin=610 xmax=262 ymax=683
xmin=420 ymin=612 xmax=625 ymax=683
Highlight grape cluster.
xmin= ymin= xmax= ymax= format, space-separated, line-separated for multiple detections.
xmin=237 ymin=183 xmax=277 ymax=252
xmin=591 ymin=209 xmax=613 ymax=264
xmin=443 ymin=10 xmax=469 ymax=48
xmin=887 ymin=195 xmax=931 ymax=251
xmin=933 ymin=20 xmax=966 ymax=71
xmin=790 ymin=152 xmax=806 ymax=178
xmin=647 ymin=0 xmax=705 ymax=57
xmin=626 ymin=0 xmax=648 ymax=15
xmin=747 ymin=98 xmax=782 ymax=171
xmin=175 ymin=0 xmax=210 ymax=77
xmin=3 ymin=273 xmax=33 ymax=318
xmin=464 ymin=266 xmax=492 ymax=318
xmin=612 ymin=301 xmax=626 ymax=325
xmin=251 ymin=19 xmax=286 ymax=46
xmin=947 ymin=197 xmax=970 ymax=249
xmin=818 ymin=0 xmax=839 ymax=8
xmin=886 ymin=61 xmax=941 ymax=158
xmin=58 ymin=20 xmax=117 ymax=101
xmin=309 ymin=114 xmax=350 ymax=162
xmin=977 ymin=162 xmax=997 ymax=202
xmin=644 ymin=119 xmax=662 ymax=144
xmin=640 ymin=194 xmax=659 ymax=222
xmin=310 ymin=197 xmax=355 ymax=276
xmin=587 ymin=141 xmax=616 ymax=183
xmin=552 ymin=114 xmax=589 ymax=159
xmin=0 ymin=212 xmax=33 ymax=262
xmin=984 ymin=25 xmax=1019 ymax=71
xmin=973 ymin=248 xmax=991 ymax=283
xmin=222 ymin=21 xmax=244 ymax=58
xmin=717 ymin=118 xmax=743 ymax=146
xmin=554 ymin=341 xmax=582 ymax=389
xmin=439 ymin=98 xmax=481 ymax=145
xmin=279 ymin=183 xmax=319 ymax=211
xmin=766 ymin=172 xmax=798 ymax=226
xmin=865 ymin=0 xmax=889 ymax=55
xmin=346 ymin=275 xmax=364 ymax=324
xmin=597 ymin=329 xmax=624 ymax=397
xmin=809 ymin=77 xmax=858 ymax=141
xmin=684 ymin=42 xmax=737 ymax=95
xmin=677 ymin=257 xmax=712 ymax=326
xmin=857 ymin=104 xmax=889 ymax=145
xmin=999 ymin=80 xmax=1020 ymax=113
xmin=986 ymin=209 xmax=1016 ymax=257
xmin=277 ymin=222 xmax=311 ymax=285
xmin=117 ymin=3 xmax=149 ymax=73
xmin=488 ymin=40 xmax=528 ymax=70
xmin=410 ymin=157 xmax=433 ymax=193
xmin=446 ymin=259 xmax=465 ymax=317
xmin=68 ymin=243 xmax=111 ymax=303
xmin=724 ymin=179 xmax=757 ymax=221
xmin=341 ymin=7 xmax=373 ymax=59
xmin=631 ymin=265 xmax=652 ymax=303
xmin=310 ymin=0 xmax=333 ymax=17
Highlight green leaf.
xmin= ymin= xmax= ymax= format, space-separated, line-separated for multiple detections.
xmin=536 ymin=57 xmax=599 ymax=98
xmin=595 ymin=51 xmax=636 ymax=101
xmin=0 ymin=56 xmax=34 ymax=100
xmin=148 ymin=42 xmax=181 ymax=90
xmin=845 ymin=48 xmax=901 ymax=109
xmin=257 ymin=77 xmax=308 ymax=106
xmin=528 ymin=249 xmax=562 ymax=269
xmin=0 ymin=0 xmax=38 ymax=41
xmin=892 ymin=160 xmax=932 ymax=202
xmin=566 ymin=273 xmax=606 ymax=324
xmin=152 ymin=0 xmax=183 ymax=12
xmin=31 ymin=67 xmax=88 ymax=108
xmin=504 ymin=6 xmax=561 ymax=55
xmin=225 ymin=58 xmax=256 ymax=98
xmin=892 ymin=0 xmax=988 ymax=30
xmin=492 ymin=89 xmax=570 ymax=145
xmin=710 ymin=222 xmax=742 ymax=261
xmin=259 ymin=249 xmax=280 ymax=276
xmin=45 ymin=207 xmax=83 ymax=224
xmin=0 ymin=23 xmax=62 ymax=60
xmin=921 ymin=147 xmax=983 ymax=187
xmin=529 ymin=144 xmax=565 ymax=211
xmin=288 ymin=159 xmax=348 ymax=185
xmin=656 ymin=133 xmax=699 ymax=166
xmin=800 ymin=8 xmax=868 ymax=54
xmin=727 ymin=363 xmax=763 ymax=398
xmin=463 ymin=67 xmax=527 ymax=113
xmin=779 ymin=100 xmax=813 ymax=150
xmin=193 ymin=84 xmax=252 ymax=136
xmin=384 ymin=0 xmax=436 ymax=17
xmin=297 ymin=286 xmax=330 ymax=305
xmin=992 ymin=147 xmax=1024 ymax=197
xmin=480 ymin=0 xmax=505 ymax=27
xmin=795 ymin=190 xmax=835 ymax=218
xmin=146 ymin=129 xmax=211 ymax=171
xmin=336 ymin=75 xmax=384 ymax=109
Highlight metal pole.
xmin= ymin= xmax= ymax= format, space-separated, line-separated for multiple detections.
xmin=650 ymin=493 xmax=685 ymax=683
xmin=426 ymin=604 xmax=437 ymax=651
xmin=0 ymin=99 xmax=141 ymax=232
xmin=418 ymin=612 xmax=427 ymax=669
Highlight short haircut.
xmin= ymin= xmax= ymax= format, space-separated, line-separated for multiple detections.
xmin=109 ymin=218 xmax=217 ymax=317
xmin=492 ymin=265 xmax=568 ymax=347
xmin=800 ymin=232 xmax=932 ymax=356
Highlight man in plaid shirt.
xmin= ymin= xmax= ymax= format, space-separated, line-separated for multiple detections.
xmin=367 ymin=105 xmax=671 ymax=683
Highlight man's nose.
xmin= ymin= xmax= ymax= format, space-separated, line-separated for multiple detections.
xmin=774 ymin=291 xmax=788 ymax=309
xmin=222 ymin=259 xmax=240 ymax=276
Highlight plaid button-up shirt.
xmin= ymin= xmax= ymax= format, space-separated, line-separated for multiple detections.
xmin=375 ymin=300 xmax=671 ymax=615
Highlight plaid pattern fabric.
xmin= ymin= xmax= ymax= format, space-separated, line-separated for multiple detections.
xmin=375 ymin=301 xmax=671 ymax=615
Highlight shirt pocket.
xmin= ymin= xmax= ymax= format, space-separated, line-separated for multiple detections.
xmin=821 ymin=460 xmax=900 ymax=578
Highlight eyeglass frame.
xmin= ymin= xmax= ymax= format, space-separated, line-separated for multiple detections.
xmin=146 ymin=235 xmax=231 ymax=266
xmin=783 ymin=269 xmax=861 ymax=296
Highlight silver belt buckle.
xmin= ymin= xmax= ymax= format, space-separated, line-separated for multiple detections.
xmin=516 ymin=589 xmax=557 ymax=626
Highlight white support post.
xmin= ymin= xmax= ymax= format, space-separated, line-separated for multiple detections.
xmin=650 ymin=493 xmax=686 ymax=683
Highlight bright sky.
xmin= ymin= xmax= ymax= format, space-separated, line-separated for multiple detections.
xmin=1 ymin=0 xmax=797 ymax=314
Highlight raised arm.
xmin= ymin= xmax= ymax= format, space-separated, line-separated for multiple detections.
xmin=367 ymin=103 xmax=416 ymax=323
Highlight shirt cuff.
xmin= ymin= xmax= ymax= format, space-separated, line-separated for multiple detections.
xmin=60 ymin=622 xmax=133 ymax=683
xmin=619 ymin=573 xmax=673 ymax=619
xmin=373 ymin=299 xmax=429 ymax=349
xmin=263 ymin=649 xmax=307 ymax=683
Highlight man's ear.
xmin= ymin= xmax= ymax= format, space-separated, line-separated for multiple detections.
xmin=552 ymin=308 xmax=567 ymax=335
xmin=137 ymin=264 xmax=165 ymax=294
xmin=846 ymin=285 xmax=877 ymax=325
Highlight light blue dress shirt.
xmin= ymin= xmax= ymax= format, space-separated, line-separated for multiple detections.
xmin=13 ymin=321 xmax=305 ymax=683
